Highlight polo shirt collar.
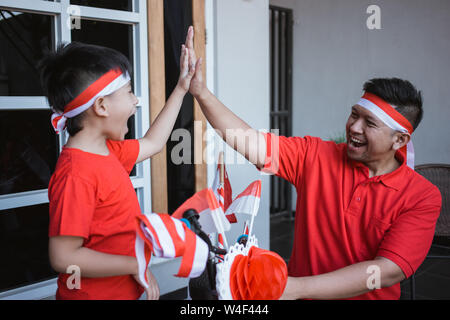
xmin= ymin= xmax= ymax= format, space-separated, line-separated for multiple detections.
xmin=347 ymin=146 xmax=409 ymax=191
xmin=378 ymin=151 xmax=409 ymax=191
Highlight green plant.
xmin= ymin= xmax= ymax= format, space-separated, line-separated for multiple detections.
xmin=328 ymin=132 xmax=347 ymax=144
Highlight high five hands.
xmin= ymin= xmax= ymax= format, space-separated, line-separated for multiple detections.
xmin=178 ymin=26 xmax=205 ymax=98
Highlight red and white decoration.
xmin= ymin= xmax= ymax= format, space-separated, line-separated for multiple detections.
xmin=225 ymin=180 xmax=261 ymax=237
xmin=216 ymin=235 xmax=287 ymax=300
xmin=172 ymin=188 xmax=231 ymax=240
xmin=135 ymin=213 xmax=209 ymax=289
xmin=211 ymin=159 xmax=235 ymax=223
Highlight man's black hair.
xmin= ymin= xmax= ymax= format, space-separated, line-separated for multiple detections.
xmin=363 ymin=78 xmax=423 ymax=131
xmin=38 ymin=42 xmax=132 ymax=136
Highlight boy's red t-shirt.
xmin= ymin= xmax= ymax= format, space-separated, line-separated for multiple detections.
xmin=48 ymin=139 xmax=143 ymax=300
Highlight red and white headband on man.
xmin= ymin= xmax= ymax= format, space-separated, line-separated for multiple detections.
xmin=357 ymin=92 xmax=415 ymax=169
xmin=51 ymin=68 xmax=131 ymax=134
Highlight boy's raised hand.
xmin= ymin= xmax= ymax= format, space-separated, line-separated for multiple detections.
xmin=183 ymin=26 xmax=205 ymax=98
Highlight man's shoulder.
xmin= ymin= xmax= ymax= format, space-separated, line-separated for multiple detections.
xmin=408 ymin=168 xmax=442 ymax=199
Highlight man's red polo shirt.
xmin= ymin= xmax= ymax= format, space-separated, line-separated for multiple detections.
xmin=261 ymin=133 xmax=441 ymax=299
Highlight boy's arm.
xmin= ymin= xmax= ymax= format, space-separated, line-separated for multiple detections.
xmin=49 ymin=236 xmax=138 ymax=278
xmin=50 ymin=236 xmax=160 ymax=299
xmin=136 ymin=85 xmax=186 ymax=163
xmin=136 ymin=34 xmax=195 ymax=163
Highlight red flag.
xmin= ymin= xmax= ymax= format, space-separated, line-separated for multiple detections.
xmin=212 ymin=162 xmax=235 ymax=223
xmin=172 ymin=188 xmax=231 ymax=235
xmin=226 ymin=180 xmax=261 ymax=218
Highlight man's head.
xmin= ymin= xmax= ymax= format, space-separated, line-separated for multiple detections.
xmin=346 ymin=78 xmax=423 ymax=166
xmin=39 ymin=42 xmax=136 ymax=138
xmin=363 ymin=78 xmax=423 ymax=130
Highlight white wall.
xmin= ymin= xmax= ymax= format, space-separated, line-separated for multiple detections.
xmin=270 ymin=0 xmax=450 ymax=165
xmin=206 ymin=0 xmax=271 ymax=250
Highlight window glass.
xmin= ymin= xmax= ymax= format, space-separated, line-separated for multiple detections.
xmin=70 ymin=0 xmax=133 ymax=12
xmin=71 ymin=19 xmax=134 ymax=85
xmin=0 ymin=110 xmax=58 ymax=195
xmin=0 ymin=203 xmax=57 ymax=292
xmin=0 ymin=11 xmax=53 ymax=96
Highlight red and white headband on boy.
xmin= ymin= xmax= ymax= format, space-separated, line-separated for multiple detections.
xmin=51 ymin=68 xmax=131 ymax=134
xmin=357 ymin=92 xmax=415 ymax=169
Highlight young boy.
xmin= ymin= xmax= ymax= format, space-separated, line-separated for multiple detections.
xmin=41 ymin=28 xmax=197 ymax=300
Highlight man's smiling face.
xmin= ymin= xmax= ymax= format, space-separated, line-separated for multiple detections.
xmin=345 ymin=105 xmax=397 ymax=164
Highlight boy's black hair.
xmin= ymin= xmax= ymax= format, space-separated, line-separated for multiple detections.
xmin=363 ymin=78 xmax=423 ymax=131
xmin=38 ymin=42 xmax=132 ymax=136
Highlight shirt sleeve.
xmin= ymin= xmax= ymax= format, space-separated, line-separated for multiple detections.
xmin=106 ymin=139 xmax=140 ymax=174
xmin=258 ymin=132 xmax=320 ymax=186
xmin=48 ymin=174 xmax=96 ymax=239
xmin=376 ymin=186 xmax=442 ymax=278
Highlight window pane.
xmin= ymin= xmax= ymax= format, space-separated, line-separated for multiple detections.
xmin=0 ymin=11 xmax=53 ymax=96
xmin=0 ymin=110 xmax=58 ymax=195
xmin=71 ymin=19 xmax=134 ymax=81
xmin=0 ymin=203 xmax=57 ymax=292
xmin=70 ymin=0 xmax=133 ymax=12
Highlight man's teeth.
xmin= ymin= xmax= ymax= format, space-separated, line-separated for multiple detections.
xmin=351 ymin=137 xmax=365 ymax=144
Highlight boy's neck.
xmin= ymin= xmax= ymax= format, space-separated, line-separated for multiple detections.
xmin=65 ymin=129 xmax=110 ymax=156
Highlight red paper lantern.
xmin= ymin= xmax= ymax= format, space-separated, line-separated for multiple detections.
xmin=229 ymin=246 xmax=287 ymax=300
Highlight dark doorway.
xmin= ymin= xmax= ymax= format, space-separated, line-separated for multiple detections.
xmin=269 ymin=5 xmax=294 ymax=262
xmin=163 ymin=0 xmax=196 ymax=213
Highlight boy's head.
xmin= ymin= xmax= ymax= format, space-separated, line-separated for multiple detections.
xmin=39 ymin=42 xmax=134 ymax=137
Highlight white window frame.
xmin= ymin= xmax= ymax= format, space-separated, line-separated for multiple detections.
xmin=0 ymin=0 xmax=151 ymax=300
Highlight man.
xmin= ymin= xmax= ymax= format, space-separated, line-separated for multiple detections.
xmin=188 ymin=48 xmax=441 ymax=299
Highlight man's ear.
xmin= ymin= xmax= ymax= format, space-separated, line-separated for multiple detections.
xmin=392 ymin=132 xmax=411 ymax=151
xmin=91 ymin=97 xmax=109 ymax=117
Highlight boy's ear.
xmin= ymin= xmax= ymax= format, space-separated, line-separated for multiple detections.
xmin=91 ymin=97 xmax=109 ymax=117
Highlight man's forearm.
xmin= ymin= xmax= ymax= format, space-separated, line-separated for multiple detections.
xmin=196 ymin=88 xmax=252 ymax=136
xmin=281 ymin=257 xmax=405 ymax=300
xmin=195 ymin=88 xmax=266 ymax=167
